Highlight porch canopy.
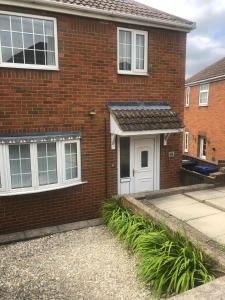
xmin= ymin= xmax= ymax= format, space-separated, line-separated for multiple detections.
xmin=108 ymin=101 xmax=183 ymax=148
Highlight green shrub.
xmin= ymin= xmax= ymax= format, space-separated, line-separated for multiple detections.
xmin=102 ymin=198 xmax=215 ymax=298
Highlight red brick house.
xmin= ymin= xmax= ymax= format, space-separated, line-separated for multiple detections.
xmin=0 ymin=0 xmax=194 ymax=234
xmin=184 ymin=57 xmax=225 ymax=163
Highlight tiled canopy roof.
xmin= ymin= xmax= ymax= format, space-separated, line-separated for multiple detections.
xmin=186 ymin=57 xmax=225 ymax=85
xmin=48 ymin=0 xmax=193 ymax=27
xmin=108 ymin=102 xmax=183 ymax=132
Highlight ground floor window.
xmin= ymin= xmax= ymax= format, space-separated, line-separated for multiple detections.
xmin=0 ymin=136 xmax=81 ymax=195
xmin=184 ymin=132 xmax=189 ymax=153
xmin=199 ymin=136 xmax=207 ymax=160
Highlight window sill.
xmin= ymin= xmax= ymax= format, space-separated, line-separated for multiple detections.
xmin=0 ymin=63 xmax=59 ymax=71
xmin=117 ymin=71 xmax=149 ymax=76
xmin=0 ymin=181 xmax=87 ymax=197
xmin=199 ymin=104 xmax=208 ymax=107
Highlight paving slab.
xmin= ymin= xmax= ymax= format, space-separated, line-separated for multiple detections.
xmin=215 ymin=234 xmax=225 ymax=245
xmin=185 ymin=189 xmax=225 ymax=201
xmin=187 ymin=212 xmax=225 ymax=241
xmin=206 ymin=196 xmax=225 ymax=211
xmin=148 ymin=194 xmax=197 ymax=209
xmin=164 ymin=202 xmax=221 ymax=221
xmin=215 ymin=186 xmax=225 ymax=193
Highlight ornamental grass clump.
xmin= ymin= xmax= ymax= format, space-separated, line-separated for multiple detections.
xmin=102 ymin=198 xmax=215 ymax=298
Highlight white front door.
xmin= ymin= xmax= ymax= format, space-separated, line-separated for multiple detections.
xmin=133 ymin=138 xmax=154 ymax=193
xmin=118 ymin=135 xmax=160 ymax=195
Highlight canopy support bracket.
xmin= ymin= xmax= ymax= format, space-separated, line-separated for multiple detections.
xmin=163 ymin=133 xmax=171 ymax=146
xmin=111 ymin=134 xmax=116 ymax=150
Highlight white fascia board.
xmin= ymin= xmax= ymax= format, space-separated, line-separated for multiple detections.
xmin=0 ymin=0 xmax=195 ymax=32
xmin=186 ymin=74 xmax=225 ymax=86
xmin=110 ymin=114 xmax=183 ymax=136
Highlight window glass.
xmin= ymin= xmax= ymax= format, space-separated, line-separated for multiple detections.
xmin=11 ymin=16 xmax=22 ymax=31
xmin=9 ymin=144 xmax=32 ymax=189
xmin=199 ymin=84 xmax=209 ymax=105
xmin=65 ymin=143 xmax=78 ymax=180
xmin=185 ymin=87 xmax=190 ymax=107
xmin=141 ymin=151 xmax=148 ymax=168
xmin=0 ymin=13 xmax=56 ymax=67
xmin=120 ymin=137 xmax=130 ymax=178
xmin=37 ymin=143 xmax=58 ymax=185
xmin=184 ymin=132 xmax=189 ymax=152
xmin=199 ymin=136 xmax=207 ymax=159
xmin=119 ymin=30 xmax=132 ymax=71
xmin=136 ymin=34 xmax=145 ymax=70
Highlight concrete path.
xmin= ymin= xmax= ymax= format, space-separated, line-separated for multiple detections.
xmin=148 ymin=187 xmax=225 ymax=245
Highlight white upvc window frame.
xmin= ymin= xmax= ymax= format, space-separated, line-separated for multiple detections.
xmin=0 ymin=10 xmax=59 ymax=70
xmin=184 ymin=131 xmax=189 ymax=153
xmin=199 ymin=136 xmax=207 ymax=160
xmin=0 ymin=139 xmax=82 ymax=196
xmin=185 ymin=86 xmax=190 ymax=107
xmin=199 ymin=84 xmax=209 ymax=107
xmin=62 ymin=140 xmax=82 ymax=184
xmin=117 ymin=27 xmax=148 ymax=75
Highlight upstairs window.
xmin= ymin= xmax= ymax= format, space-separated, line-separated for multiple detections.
xmin=118 ymin=28 xmax=148 ymax=75
xmin=0 ymin=11 xmax=58 ymax=70
xmin=185 ymin=87 xmax=190 ymax=107
xmin=199 ymin=84 xmax=209 ymax=106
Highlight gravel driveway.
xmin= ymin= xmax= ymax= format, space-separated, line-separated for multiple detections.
xmin=0 ymin=225 xmax=149 ymax=300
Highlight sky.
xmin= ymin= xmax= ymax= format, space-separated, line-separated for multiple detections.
xmin=137 ymin=0 xmax=225 ymax=78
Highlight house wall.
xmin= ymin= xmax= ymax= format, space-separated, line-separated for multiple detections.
xmin=184 ymin=80 xmax=225 ymax=163
xmin=0 ymin=5 xmax=186 ymax=234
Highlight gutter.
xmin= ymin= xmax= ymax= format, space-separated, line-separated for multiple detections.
xmin=0 ymin=0 xmax=196 ymax=32
xmin=186 ymin=74 xmax=225 ymax=86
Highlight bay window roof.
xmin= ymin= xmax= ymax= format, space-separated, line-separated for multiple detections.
xmin=0 ymin=132 xmax=81 ymax=144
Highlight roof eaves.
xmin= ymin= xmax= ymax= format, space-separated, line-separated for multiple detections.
xmin=185 ymin=74 xmax=225 ymax=86
xmin=0 ymin=0 xmax=196 ymax=32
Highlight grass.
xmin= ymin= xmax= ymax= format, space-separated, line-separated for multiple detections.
xmin=102 ymin=198 xmax=215 ymax=298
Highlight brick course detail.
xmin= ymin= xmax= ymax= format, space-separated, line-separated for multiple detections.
xmin=0 ymin=5 xmax=186 ymax=234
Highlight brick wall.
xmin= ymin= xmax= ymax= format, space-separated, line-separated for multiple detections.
xmin=0 ymin=5 xmax=186 ymax=234
xmin=184 ymin=80 xmax=225 ymax=163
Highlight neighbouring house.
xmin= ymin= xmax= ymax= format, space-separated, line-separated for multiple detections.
xmin=184 ymin=57 xmax=225 ymax=163
xmin=0 ymin=0 xmax=194 ymax=235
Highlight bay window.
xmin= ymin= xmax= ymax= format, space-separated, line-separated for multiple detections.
xmin=0 ymin=133 xmax=82 ymax=196
xmin=0 ymin=11 xmax=58 ymax=70
xmin=118 ymin=27 xmax=148 ymax=75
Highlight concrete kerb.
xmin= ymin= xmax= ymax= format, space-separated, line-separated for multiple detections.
xmin=170 ymin=276 xmax=225 ymax=299
xmin=122 ymin=195 xmax=225 ymax=272
xmin=128 ymin=183 xmax=216 ymax=201
xmin=0 ymin=218 xmax=103 ymax=245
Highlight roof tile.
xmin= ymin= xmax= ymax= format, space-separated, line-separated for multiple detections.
xmin=186 ymin=57 xmax=225 ymax=84
xmin=109 ymin=102 xmax=183 ymax=131
xmin=49 ymin=0 xmax=193 ymax=27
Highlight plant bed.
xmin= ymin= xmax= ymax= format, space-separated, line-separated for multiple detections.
xmin=102 ymin=198 xmax=216 ymax=298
